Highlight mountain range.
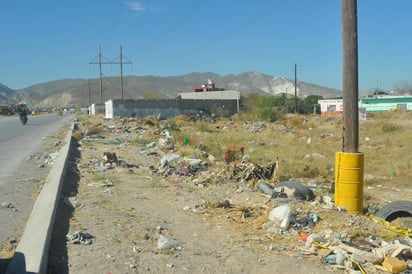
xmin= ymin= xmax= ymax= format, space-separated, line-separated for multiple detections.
xmin=0 ymin=72 xmax=341 ymax=108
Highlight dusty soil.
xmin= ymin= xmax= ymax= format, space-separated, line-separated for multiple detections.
xmin=49 ymin=143 xmax=336 ymax=274
xmin=48 ymin=114 xmax=412 ymax=274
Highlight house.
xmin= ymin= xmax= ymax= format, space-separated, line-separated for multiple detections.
xmin=359 ymin=96 xmax=412 ymax=112
xmin=318 ymin=99 xmax=344 ymax=115
xmin=318 ymin=96 xmax=412 ymax=118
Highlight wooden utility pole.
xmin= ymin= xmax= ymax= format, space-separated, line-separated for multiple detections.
xmin=285 ymin=88 xmax=288 ymax=113
xmin=342 ymin=0 xmax=359 ymax=153
xmin=88 ymin=45 xmax=104 ymax=104
xmin=294 ymin=63 xmax=297 ymax=113
xmin=334 ymin=0 xmax=363 ymax=214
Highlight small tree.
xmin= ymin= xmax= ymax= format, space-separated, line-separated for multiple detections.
xmin=244 ymin=93 xmax=284 ymax=121
xmin=394 ymin=80 xmax=412 ymax=94
xmin=241 ymin=92 xmax=261 ymax=112
xmin=303 ymin=95 xmax=323 ymax=114
xmin=144 ymin=92 xmax=160 ymax=100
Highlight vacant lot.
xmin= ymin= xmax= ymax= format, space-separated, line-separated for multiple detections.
xmin=49 ymin=111 xmax=412 ymax=273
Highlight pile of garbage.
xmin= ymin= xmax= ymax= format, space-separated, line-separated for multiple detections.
xmin=73 ymin=115 xmax=412 ymax=273
xmin=260 ymin=200 xmax=412 ymax=273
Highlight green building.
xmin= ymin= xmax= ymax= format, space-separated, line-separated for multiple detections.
xmin=360 ymin=96 xmax=412 ymax=112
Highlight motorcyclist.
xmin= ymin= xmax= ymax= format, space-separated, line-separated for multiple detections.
xmin=17 ymin=104 xmax=28 ymax=124
xmin=18 ymin=104 xmax=27 ymax=115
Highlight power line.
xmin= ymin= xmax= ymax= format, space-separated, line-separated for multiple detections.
xmin=103 ymin=0 xmax=127 ymax=50
xmin=192 ymin=0 xmax=290 ymax=51
xmin=139 ymin=0 xmax=205 ymax=55
xmin=146 ymin=0 xmax=290 ymax=67
xmin=164 ymin=0 xmax=205 ymax=36
xmin=89 ymin=45 xmax=132 ymax=103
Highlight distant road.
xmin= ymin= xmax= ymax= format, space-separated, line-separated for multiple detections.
xmin=0 ymin=113 xmax=73 ymax=186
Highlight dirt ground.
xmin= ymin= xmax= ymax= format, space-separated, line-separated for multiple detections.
xmin=48 ymin=114 xmax=412 ymax=274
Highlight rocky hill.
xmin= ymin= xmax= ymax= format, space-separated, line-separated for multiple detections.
xmin=0 ymin=72 xmax=341 ymax=108
xmin=0 ymin=83 xmax=16 ymax=105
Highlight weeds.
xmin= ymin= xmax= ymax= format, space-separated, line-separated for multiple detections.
xmin=131 ymin=137 xmax=152 ymax=146
xmin=381 ymin=122 xmax=399 ymax=133
xmin=92 ymin=173 xmax=117 ymax=183
xmin=159 ymin=249 xmax=176 ymax=255
xmin=194 ymin=121 xmax=210 ymax=132
xmin=165 ymin=117 xmax=179 ymax=131
xmin=74 ymin=110 xmax=412 ymax=191
xmin=165 ymin=115 xmax=188 ymax=131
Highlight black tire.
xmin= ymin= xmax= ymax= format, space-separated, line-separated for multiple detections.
xmin=375 ymin=200 xmax=412 ymax=221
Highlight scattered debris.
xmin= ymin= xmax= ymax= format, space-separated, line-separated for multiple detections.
xmin=224 ymin=146 xmax=245 ymax=163
xmin=66 ymin=231 xmax=94 ymax=245
xmin=375 ymin=200 xmax=412 ymax=225
xmin=44 ymin=152 xmax=60 ymax=165
xmin=63 ymin=196 xmax=80 ymax=209
xmin=160 ymin=154 xmax=181 ymax=169
xmin=103 ymin=152 xmax=118 ymax=163
xmin=274 ymin=181 xmax=316 ymax=201
xmin=267 ymin=204 xmax=294 ymax=231
xmin=6 ymin=238 xmax=17 ymax=251
xmin=0 ymin=202 xmax=15 ymax=209
xmin=222 ymin=161 xmax=276 ymax=182
xmin=65 ymin=114 xmax=412 ymax=273
xmin=157 ymin=235 xmax=182 ymax=250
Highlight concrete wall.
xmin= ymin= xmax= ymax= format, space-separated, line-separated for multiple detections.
xmin=105 ymin=98 xmax=239 ymax=119
xmin=90 ymin=104 xmax=105 ymax=115
xmin=177 ymin=90 xmax=240 ymax=100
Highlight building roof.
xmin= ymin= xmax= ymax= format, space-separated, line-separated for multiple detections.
xmin=361 ymin=96 xmax=412 ymax=104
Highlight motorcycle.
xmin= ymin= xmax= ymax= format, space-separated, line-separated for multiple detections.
xmin=19 ymin=112 xmax=28 ymax=125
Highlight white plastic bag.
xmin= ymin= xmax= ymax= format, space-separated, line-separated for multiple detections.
xmin=157 ymin=235 xmax=182 ymax=250
xmin=268 ymin=204 xmax=293 ymax=230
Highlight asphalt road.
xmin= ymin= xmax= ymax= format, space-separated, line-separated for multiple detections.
xmin=0 ymin=112 xmax=74 ymax=254
xmin=0 ymin=113 xmax=73 ymax=186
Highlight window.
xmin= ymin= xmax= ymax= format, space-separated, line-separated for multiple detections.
xmin=397 ymin=104 xmax=407 ymax=111
xmin=327 ymin=105 xmax=337 ymax=112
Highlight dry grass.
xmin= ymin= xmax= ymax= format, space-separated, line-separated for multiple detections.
xmin=58 ymin=111 xmax=411 ymax=273
xmin=76 ymin=110 xmax=412 ymax=197
xmin=166 ymin=111 xmax=412 ymax=189
xmin=359 ymin=113 xmax=412 ymax=189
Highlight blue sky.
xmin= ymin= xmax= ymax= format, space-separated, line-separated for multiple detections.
xmin=1 ymin=0 xmax=411 ymax=93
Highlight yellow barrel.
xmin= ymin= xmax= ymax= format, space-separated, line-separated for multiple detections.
xmin=334 ymin=152 xmax=364 ymax=213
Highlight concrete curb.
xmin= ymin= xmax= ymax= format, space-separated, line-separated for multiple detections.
xmin=7 ymin=123 xmax=75 ymax=274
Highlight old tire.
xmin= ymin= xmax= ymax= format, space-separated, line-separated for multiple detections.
xmin=375 ymin=200 xmax=412 ymax=221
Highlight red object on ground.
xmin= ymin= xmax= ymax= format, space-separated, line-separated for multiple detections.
xmin=299 ymin=231 xmax=308 ymax=242
xmin=224 ymin=146 xmax=245 ymax=163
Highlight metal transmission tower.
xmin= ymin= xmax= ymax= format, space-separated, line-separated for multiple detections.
xmin=89 ymin=45 xmax=132 ymax=103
